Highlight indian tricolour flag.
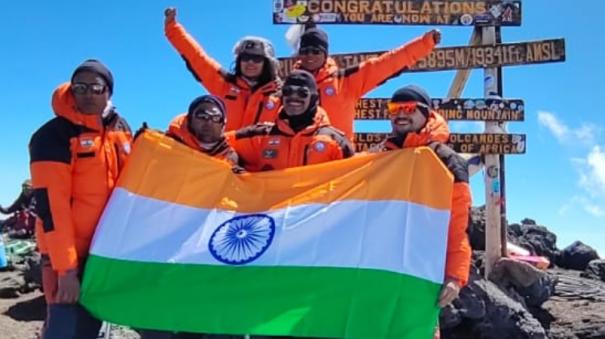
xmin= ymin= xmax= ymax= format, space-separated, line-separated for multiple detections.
xmin=81 ymin=131 xmax=453 ymax=338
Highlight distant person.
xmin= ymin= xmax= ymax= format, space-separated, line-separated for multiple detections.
xmin=29 ymin=59 xmax=132 ymax=339
xmin=0 ymin=179 xmax=36 ymax=236
xmin=164 ymin=7 xmax=281 ymax=131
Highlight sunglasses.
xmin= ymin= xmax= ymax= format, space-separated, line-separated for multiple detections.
xmin=71 ymin=83 xmax=107 ymax=95
xmin=240 ymin=54 xmax=264 ymax=64
xmin=282 ymin=86 xmax=310 ymax=99
xmin=299 ymin=47 xmax=323 ymax=56
xmin=193 ymin=110 xmax=224 ymax=123
xmin=386 ymin=101 xmax=430 ymax=116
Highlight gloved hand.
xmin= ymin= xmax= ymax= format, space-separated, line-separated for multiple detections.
xmin=134 ymin=122 xmax=149 ymax=140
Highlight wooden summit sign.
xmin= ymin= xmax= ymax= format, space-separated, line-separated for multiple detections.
xmin=273 ymin=0 xmax=521 ymax=26
xmin=356 ymin=98 xmax=524 ymax=121
xmin=355 ymin=132 xmax=527 ymax=154
xmin=279 ymin=39 xmax=565 ymax=75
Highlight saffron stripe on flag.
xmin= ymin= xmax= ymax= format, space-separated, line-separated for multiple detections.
xmin=115 ymin=131 xmax=453 ymax=212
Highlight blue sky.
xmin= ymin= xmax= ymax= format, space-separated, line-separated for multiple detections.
xmin=0 ymin=1 xmax=603 ymax=256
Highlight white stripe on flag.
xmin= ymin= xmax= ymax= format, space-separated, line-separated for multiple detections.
xmin=92 ymin=188 xmax=450 ymax=284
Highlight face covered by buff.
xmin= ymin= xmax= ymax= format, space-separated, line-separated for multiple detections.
xmin=281 ymin=69 xmax=319 ymax=117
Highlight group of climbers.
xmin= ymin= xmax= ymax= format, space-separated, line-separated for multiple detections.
xmin=21 ymin=7 xmax=471 ymax=339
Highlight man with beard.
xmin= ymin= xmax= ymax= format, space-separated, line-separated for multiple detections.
xmin=232 ymin=69 xmax=354 ymax=172
xmin=138 ymin=95 xmax=243 ymax=339
xmin=165 ymin=95 xmax=240 ymax=170
xmin=371 ymin=85 xmax=472 ymax=339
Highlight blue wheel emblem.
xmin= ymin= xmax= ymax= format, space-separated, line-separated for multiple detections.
xmin=209 ymin=214 xmax=276 ymax=265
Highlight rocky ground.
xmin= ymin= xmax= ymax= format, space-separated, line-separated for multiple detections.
xmin=1 ymin=207 xmax=604 ymax=339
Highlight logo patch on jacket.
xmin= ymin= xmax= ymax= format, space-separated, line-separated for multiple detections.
xmin=262 ymin=149 xmax=278 ymax=159
xmin=268 ymin=138 xmax=280 ymax=146
xmin=314 ymin=141 xmax=326 ymax=152
xmin=265 ymin=101 xmax=276 ymax=110
xmin=324 ymin=86 xmax=336 ymax=96
xmin=80 ymin=139 xmax=94 ymax=148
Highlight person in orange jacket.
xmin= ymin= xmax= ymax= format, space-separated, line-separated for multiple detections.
xmin=29 ymin=60 xmax=132 ymax=339
xmin=166 ymin=95 xmax=240 ymax=169
xmin=373 ymin=84 xmax=472 ymax=293
xmin=231 ymin=70 xmax=354 ymax=172
xmin=139 ymin=97 xmax=242 ymax=339
xmin=292 ymin=25 xmax=440 ymax=140
xmin=370 ymin=85 xmax=471 ymax=339
xmin=164 ymin=7 xmax=281 ymax=131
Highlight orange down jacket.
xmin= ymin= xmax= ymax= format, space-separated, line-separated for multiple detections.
xmin=230 ymin=108 xmax=354 ymax=172
xmin=165 ymin=21 xmax=281 ymax=131
xmin=293 ymin=32 xmax=436 ymax=140
xmin=372 ymin=112 xmax=472 ymax=286
xmin=166 ymin=114 xmax=239 ymax=167
xmin=29 ymin=83 xmax=132 ymax=274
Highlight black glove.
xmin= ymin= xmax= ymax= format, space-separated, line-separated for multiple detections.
xmin=134 ymin=122 xmax=149 ymax=141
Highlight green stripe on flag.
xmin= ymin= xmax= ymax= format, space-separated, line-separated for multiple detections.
xmin=82 ymin=256 xmax=441 ymax=338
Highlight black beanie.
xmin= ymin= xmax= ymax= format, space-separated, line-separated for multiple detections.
xmin=187 ymin=95 xmax=227 ymax=121
xmin=391 ymin=85 xmax=432 ymax=116
xmin=284 ymin=69 xmax=318 ymax=94
xmin=71 ymin=59 xmax=114 ymax=95
xmin=300 ymin=28 xmax=329 ymax=54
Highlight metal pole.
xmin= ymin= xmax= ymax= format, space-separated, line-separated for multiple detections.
xmin=496 ymin=27 xmax=508 ymax=258
xmin=482 ymin=26 xmax=502 ymax=277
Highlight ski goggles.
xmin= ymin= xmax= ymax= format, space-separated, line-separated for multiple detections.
xmin=386 ymin=101 xmax=430 ymax=116
xmin=282 ymin=85 xmax=310 ymax=99
xmin=71 ymin=83 xmax=107 ymax=95
xmin=299 ymin=46 xmax=324 ymax=56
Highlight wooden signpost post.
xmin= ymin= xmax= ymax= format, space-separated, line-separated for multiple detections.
xmin=272 ymin=0 xmax=566 ymax=277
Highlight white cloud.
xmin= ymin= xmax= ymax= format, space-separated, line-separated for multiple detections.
xmin=564 ymin=145 xmax=605 ymax=218
xmin=586 ymin=146 xmax=605 ymax=196
xmin=538 ymin=111 xmax=568 ymax=140
xmin=537 ymin=111 xmax=598 ymax=145
xmin=559 ymin=195 xmax=605 ymax=218
xmin=585 ymin=203 xmax=605 ymax=217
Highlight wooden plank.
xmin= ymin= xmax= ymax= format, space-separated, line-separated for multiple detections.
xmin=354 ymin=132 xmax=526 ymax=154
xmin=355 ymin=98 xmax=525 ymax=121
xmin=279 ymin=38 xmax=566 ymax=76
xmin=272 ymin=0 xmax=522 ymax=26
xmin=448 ymin=28 xmax=481 ymax=98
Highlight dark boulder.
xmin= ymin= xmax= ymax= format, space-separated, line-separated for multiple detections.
xmin=557 ymin=241 xmax=600 ymax=271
